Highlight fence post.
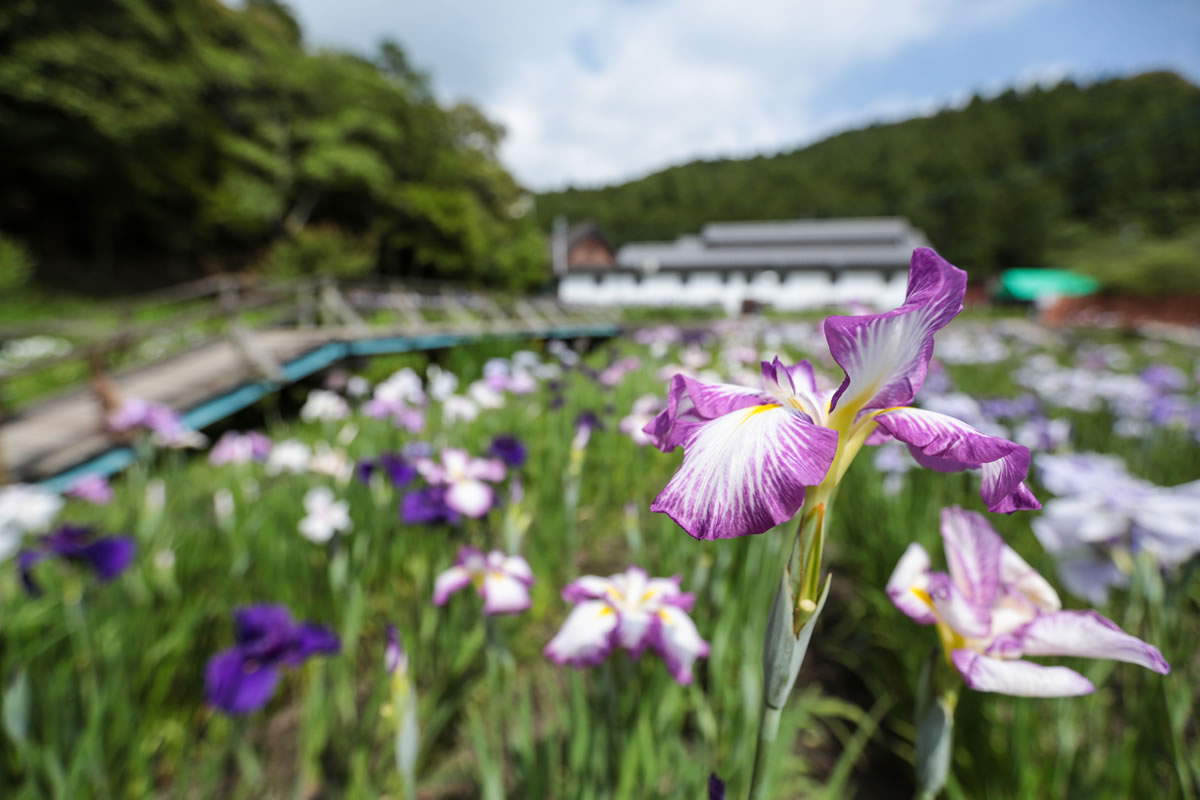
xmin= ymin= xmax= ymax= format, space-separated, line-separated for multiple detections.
xmin=0 ymin=401 xmax=10 ymax=485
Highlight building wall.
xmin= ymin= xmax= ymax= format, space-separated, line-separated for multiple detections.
xmin=567 ymin=236 xmax=616 ymax=269
xmin=558 ymin=270 xmax=906 ymax=312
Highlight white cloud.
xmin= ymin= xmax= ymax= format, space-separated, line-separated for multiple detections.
xmin=288 ymin=0 xmax=1048 ymax=189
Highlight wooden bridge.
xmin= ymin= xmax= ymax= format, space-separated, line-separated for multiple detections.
xmin=0 ymin=277 xmax=622 ymax=489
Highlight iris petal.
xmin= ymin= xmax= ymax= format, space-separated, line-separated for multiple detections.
xmin=1012 ymin=610 xmax=1170 ymax=674
xmin=825 ymin=248 xmax=966 ymax=414
xmin=951 ymin=650 xmax=1094 ymax=697
xmin=650 ymin=404 xmax=837 ymax=540
xmin=873 ymin=406 xmax=1040 ymax=513
xmin=544 ymin=601 xmax=619 ymax=667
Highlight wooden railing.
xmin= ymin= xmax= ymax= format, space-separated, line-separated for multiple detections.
xmin=0 ymin=275 xmax=619 ymax=422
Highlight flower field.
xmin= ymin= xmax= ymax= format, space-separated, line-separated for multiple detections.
xmin=2 ymin=266 xmax=1198 ymax=798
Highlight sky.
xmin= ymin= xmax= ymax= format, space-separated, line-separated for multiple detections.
xmin=286 ymin=0 xmax=1200 ymax=191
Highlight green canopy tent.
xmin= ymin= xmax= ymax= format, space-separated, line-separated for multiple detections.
xmin=993 ymin=269 xmax=1100 ymax=303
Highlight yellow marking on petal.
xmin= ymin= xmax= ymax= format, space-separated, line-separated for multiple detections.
xmin=911 ymin=587 xmax=968 ymax=663
xmin=597 ymin=606 xmax=614 ymax=616
xmin=657 ymin=609 xmax=673 ymax=624
xmin=640 ymin=589 xmax=657 ymax=603
xmin=740 ymin=403 xmax=780 ymax=424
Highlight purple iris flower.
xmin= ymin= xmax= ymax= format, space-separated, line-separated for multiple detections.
xmin=401 ymin=487 xmax=459 ymax=525
xmin=18 ymin=524 xmax=136 ymax=596
xmin=887 ymin=507 xmax=1168 ymax=696
xmin=205 ymin=605 xmax=340 ymax=715
xmin=709 ymin=774 xmax=726 ymax=800
xmin=645 ymin=248 xmax=1040 ymax=541
xmin=488 ymin=435 xmax=527 ymax=468
xmin=357 ymin=453 xmax=417 ymax=487
xmin=574 ymin=410 xmax=605 ymax=433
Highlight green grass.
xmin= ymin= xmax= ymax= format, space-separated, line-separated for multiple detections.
xmin=0 ymin=323 xmax=1197 ymax=799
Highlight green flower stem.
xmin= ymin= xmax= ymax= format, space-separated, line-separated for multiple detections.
xmin=749 ymin=496 xmax=834 ymax=800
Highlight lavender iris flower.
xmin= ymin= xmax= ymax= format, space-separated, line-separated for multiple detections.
xmin=205 ymin=605 xmax=340 ymax=715
xmin=18 ymin=524 xmax=136 ymax=596
xmin=66 ymin=473 xmax=114 ymax=505
xmin=545 ymin=566 xmax=710 ymax=685
xmin=209 ymin=431 xmax=273 ymax=466
xmin=1140 ymin=364 xmax=1188 ymax=394
xmin=888 ymin=507 xmax=1168 ymax=696
xmin=645 ymin=249 xmax=1039 ymax=541
xmin=107 ymin=397 xmax=203 ymax=447
xmin=1033 ymin=452 xmax=1200 ymax=604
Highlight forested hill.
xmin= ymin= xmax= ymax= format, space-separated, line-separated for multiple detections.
xmin=0 ymin=0 xmax=546 ymax=294
xmin=536 ymin=72 xmax=1200 ymax=280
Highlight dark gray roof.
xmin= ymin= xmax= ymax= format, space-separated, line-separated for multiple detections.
xmin=702 ymin=217 xmax=918 ymax=247
xmin=608 ymin=217 xmax=928 ymax=273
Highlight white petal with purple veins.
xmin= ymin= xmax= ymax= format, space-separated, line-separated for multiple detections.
xmin=999 ymin=546 xmax=1061 ymax=612
xmin=1013 ymin=611 xmax=1170 ymax=674
xmin=939 ymin=507 xmax=1003 ymax=607
xmin=544 ymin=601 xmax=618 ymax=666
xmin=873 ymin=406 xmax=1039 ymax=513
xmin=644 ymin=374 xmax=770 ymax=452
xmin=951 ymin=650 xmax=1094 ymax=697
xmin=433 ymin=566 xmax=472 ymax=605
xmin=825 ymin=249 xmax=966 ymax=414
xmin=650 ymin=404 xmax=838 ymax=540
xmin=446 ymin=480 xmax=493 ymax=518
xmin=482 ymin=571 xmax=532 ymax=615
xmin=562 ymin=575 xmax=616 ymax=602
xmin=501 ymin=555 xmax=534 ymax=585
xmin=654 ymin=606 xmax=710 ymax=685
xmin=926 ymin=573 xmax=991 ymax=639
xmin=886 ymin=543 xmax=936 ymax=624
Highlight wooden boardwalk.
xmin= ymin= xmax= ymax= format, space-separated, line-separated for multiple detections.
xmin=1 ymin=280 xmax=621 ymax=486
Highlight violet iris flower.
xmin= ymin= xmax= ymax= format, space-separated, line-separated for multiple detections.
xmin=415 ymin=449 xmax=506 ymax=518
xmin=205 ymin=605 xmax=340 ymax=714
xmin=645 ymin=249 xmax=1039 ymax=541
xmin=887 ymin=507 xmax=1168 ymax=696
xmin=18 ymin=524 xmax=136 ymax=596
xmin=544 ymin=566 xmax=710 ymax=685
xmin=401 ymin=487 xmax=459 ymax=525
xmin=488 ymin=435 xmax=527 ymax=468
xmin=433 ymin=546 xmax=534 ymax=615
xmin=357 ymin=453 xmax=417 ymax=486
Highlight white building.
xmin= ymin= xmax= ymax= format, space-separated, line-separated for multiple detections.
xmin=554 ymin=217 xmax=929 ymax=314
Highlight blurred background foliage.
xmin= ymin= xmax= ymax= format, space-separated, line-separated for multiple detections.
xmin=536 ymin=72 xmax=1200 ymax=289
xmin=1 ymin=2 xmax=1197 ymax=298
xmin=0 ymin=0 xmax=546 ymax=294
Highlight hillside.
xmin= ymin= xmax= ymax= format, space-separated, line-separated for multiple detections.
xmin=0 ymin=0 xmax=546 ymax=294
xmin=535 ymin=72 xmax=1200 ymax=282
